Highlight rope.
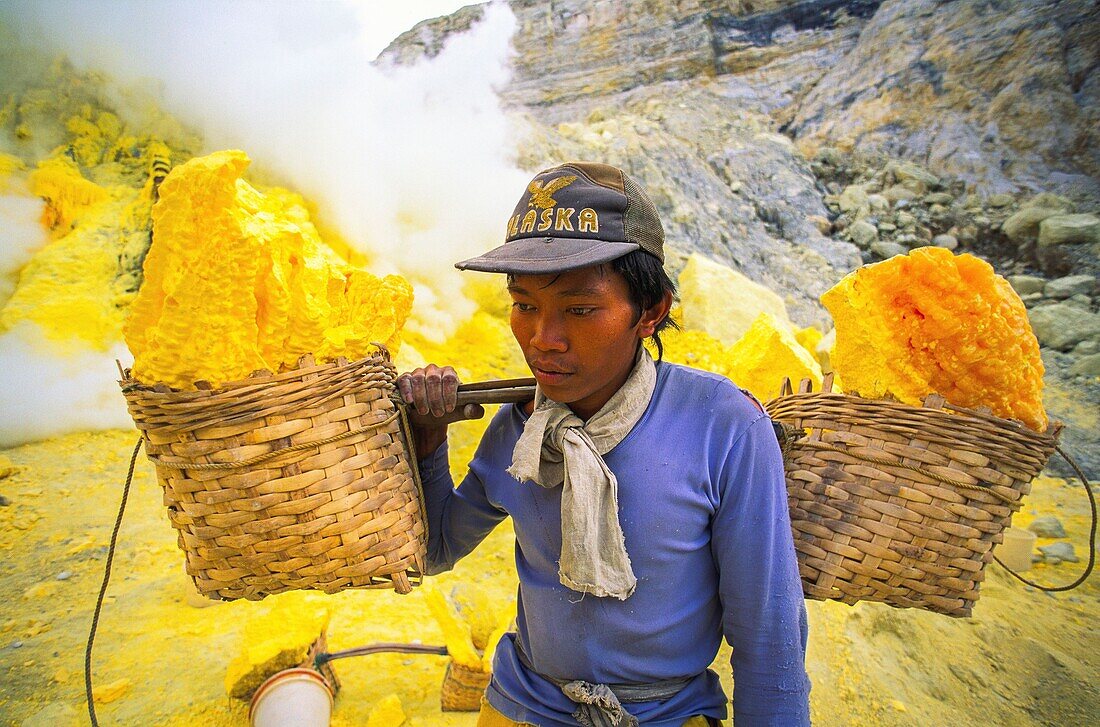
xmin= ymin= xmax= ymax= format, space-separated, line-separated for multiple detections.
xmin=993 ymin=445 xmax=1097 ymax=592
xmin=85 ymin=437 xmax=143 ymax=727
xmin=798 ymin=439 xmax=1018 ymax=505
xmin=146 ymin=410 xmax=400 ymax=471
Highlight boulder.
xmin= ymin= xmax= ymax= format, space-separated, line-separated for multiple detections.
xmin=871 ymin=240 xmax=907 ymax=259
xmin=932 ymin=234 xmax=958 ymax=250
xmin=884 ymin=185 xmax=919 ymax=204
xmin=838 ymin=184 xmax=870 ymax=214
xmin=1006 ymin=275 xmax=1046 ymax=296
xmin=1002 ymin=206 xmax=1062 ymax=243
xmin=1038 ymin=214 xmax=1100 ymax=247
xmin=1028 ymin=515 xmax=1066 ymax=538
xmin=1069 ymin=353 xmax=1100 ymax=377
xmin=1038 ymin=542 xmax=1079 ymax=563
xmin=1044 ymin=275 xmax=1096 ymax=299
xmin=678 ymin=253 xmax=791 ymax=347
xmin=1027 ymin=304 xmax=1100 ymax=350
xmin=889 ymin=162 xmax=939 ymax=193
xmin=987 ymin=193 xmax=1014 ymax=208
xmin=848 ymin=220 xmax=878 ymax=248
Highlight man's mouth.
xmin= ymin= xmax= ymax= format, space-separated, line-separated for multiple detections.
xmin=530 ymin=362 xmax=572 ymax=384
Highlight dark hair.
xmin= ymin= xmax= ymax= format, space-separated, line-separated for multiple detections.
xmin=611 ymin=250 xmax=679 ymax=361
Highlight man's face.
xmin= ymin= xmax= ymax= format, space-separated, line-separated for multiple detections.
xmin=508 ymin=264 xmax=651 ymax=420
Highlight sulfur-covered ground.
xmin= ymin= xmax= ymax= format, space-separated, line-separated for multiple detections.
xmin=0 ymin=420 xmax=1096 ymax=726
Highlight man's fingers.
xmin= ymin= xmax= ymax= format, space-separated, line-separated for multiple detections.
xmin=425 ymin=364 xmax=445 ymax=417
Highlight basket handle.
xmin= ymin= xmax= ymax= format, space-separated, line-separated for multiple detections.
xmin=994 ymin=445 xmax=1096 ymax=592
xmin=455 ymin=378 xmax=536 ymax=406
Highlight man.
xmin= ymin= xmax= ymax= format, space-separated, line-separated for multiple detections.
xmin=398 ymin=162 xmax=811 ymax=726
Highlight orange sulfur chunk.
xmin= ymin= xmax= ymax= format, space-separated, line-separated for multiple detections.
xmin=124 ymin=150 xmax=412 ymax=390
xmin=822 ymin=246 xmax=1046 ymax=431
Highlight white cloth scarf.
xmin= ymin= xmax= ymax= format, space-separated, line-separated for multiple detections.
xmin=507 ymin=347 xmax=657 ymax=600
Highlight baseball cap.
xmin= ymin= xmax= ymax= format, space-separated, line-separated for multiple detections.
xmin=455 ymin=161 xmax=664 ymax=275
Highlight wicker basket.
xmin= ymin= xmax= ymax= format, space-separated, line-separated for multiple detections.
xmin=765 ymin=376 xmax=1059 ymax=617
xmin=440 ymin=660 xmax=491 ymax=712
xmin=119 ymin=350 xmax=426 ymax=600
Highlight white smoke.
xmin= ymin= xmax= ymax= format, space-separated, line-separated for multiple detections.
xmin=3 ymin=0 xmax=524 ymax=340
xmin=0 ymin=194 xmax=47 ymax=307
xmin=0 ymin=1 xmax=526 ymax=443
xmin=0 ymin=322 xmax=133 ymax=447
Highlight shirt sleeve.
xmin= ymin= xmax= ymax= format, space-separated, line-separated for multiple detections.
xmin=709 ymin=414 xmax=812 ymax=726
xmin=419 ymin=439 xmax=509 ymax=575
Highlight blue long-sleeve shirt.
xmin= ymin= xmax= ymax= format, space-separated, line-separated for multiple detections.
xmin=419 ymin=362 xmax=811 ymax=726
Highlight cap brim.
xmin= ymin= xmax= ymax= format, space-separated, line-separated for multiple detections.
xmin=455 ymin=237 xmax=639 ymax=274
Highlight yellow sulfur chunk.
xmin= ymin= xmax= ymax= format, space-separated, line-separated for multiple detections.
xmin=728 ymin=313 xmax=823 ymax=402
xmin=0 ymin=153 xmax=26 ymax=192
xmin=92 ymin=678 xmax=132 ymax=704
xmin=822 ymin=246 xmax=1046 ymax=430
xmin=224 ymin=594 xmax=330 ymax=699
xmin=425 ymin=587 xmax=482 ymax=671
xmin=678 ymin=253 xmax=792 ymax=346
xmin=367 ymin=694 xmax=407 ymax=727
xmin=653 ymin=327 xmax=736 ymax=379
xmin=29 ymin=157 xmax=110 ymax=232
xmin=795 ymin=326 xmax=823 ymax=362
xmin=124 ymin=150 xmax=413 ymax=389
xmin=481 ymin=601 xmax=517 ymax=673
xmin=450 ymin=583 xmax=501 ymax=652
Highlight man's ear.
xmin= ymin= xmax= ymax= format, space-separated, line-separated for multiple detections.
xmin=637 ymin=290 xmax=674 ymax=338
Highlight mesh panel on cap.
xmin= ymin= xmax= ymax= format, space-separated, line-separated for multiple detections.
xmin=622 ymin=174 xmax=664 ymax=262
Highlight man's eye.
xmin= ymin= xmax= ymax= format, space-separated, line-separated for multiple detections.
xmin=512 ymin=302 xmax=535 ymax=312
xmin=568 ymin=307 xmax=595 ymax=316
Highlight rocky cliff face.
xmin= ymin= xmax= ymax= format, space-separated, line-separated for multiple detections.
xmin=385 ymin=0 xmax=1100 ymax=474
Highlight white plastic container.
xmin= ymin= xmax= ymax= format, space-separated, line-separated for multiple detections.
xmin=249 ymin=668 xmax=334 ymax=727
xmin=997 ymin=526 xmax=1037 ymax=573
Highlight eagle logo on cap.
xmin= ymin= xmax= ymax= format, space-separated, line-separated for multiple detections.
xmin=527 ymin=175 xmax=577 ymax=209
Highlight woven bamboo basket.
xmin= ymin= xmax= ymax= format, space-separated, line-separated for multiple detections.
xmin=765 ymin=375 xmax=1060 ymax=617
xmin=119 ymin=349 xmax=427 ymax=600
xmin=440 ymin=661 xmax=491 ymax=712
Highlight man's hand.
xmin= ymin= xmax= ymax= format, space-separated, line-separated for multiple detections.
xmin=397 ymin=364 xmax=484 ymax=457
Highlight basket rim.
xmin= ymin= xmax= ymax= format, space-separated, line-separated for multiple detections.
xmin=118 ymin=347 xmax=395 ymax=399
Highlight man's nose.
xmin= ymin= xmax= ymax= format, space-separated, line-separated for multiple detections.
xmin=530 ymin=313 xmax=568 ymax=352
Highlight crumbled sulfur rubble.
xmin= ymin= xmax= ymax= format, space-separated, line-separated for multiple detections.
xmin=822 ymin=246 xmax=1046 ymax=430
xmin=123 ymin=150 xmax=413 ymax=390
xmin=224 ymin=592 xmax=331 ymax=699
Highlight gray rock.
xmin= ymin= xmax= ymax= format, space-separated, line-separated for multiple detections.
xmin=1044 ymin=275 xmax=1097 ymax=299
xmin=871 ymin=240 xmax=908 ymax=259
xmin=1022 ymin=193 xmax=1073 ymax=212
xmin=924 ymin=192 xmax=955 ymax=206
xmin=1021 ymin=292 xmax=1043 ymax=306
xmin=884 ymin=184 xmax=919 ymax=204
xmin=848 ymin=220 xmax=879 ymax=248
xmin=808 ymin=215 xmax=832 ymax=235
xmin=56 ymin=570 xmax=72 ymax=581
xmin=838 ymin=184 xmax=870 ymax=214
xmin=12 ymin=641 xmax=23 ymax=649
xmin=1038 ymin=542 xmax=1079 ymax=563
xmin=987 ymin=193 xmax=1015 ymax=208
xmin=1069 ymin=353 xmax=1100 ymax=377
xmin=0 ymin=494 xmax=9 ymax=507
xmin=1028 ymin=515 xmax=1067 ymax=538
xmin=896 ymin=211 xmax=917 ymax=228
xmin=1008 ymin=275 xmax=1047 ymax=296
xmin=867 ymin=194 xmax=890 ymax=213
xmin=1002 ymin=206 xmax=1062 ymax=243
xmin=932 ymin=234 xmax=958 ymax=250
xmin=1073 ymin=340 xmax=1100 ymax=356
xmin=1065 ymin=294 xmax=1092 ymax=309
xmin=1028 ymin=304 xmax=1100 ymax=350
xmin=1038 ymin=214 xmax=1100 ymax=247
xmin=878 ymin=222 xmax=897 ymax=232
xmin=890 ymin=162 xmax=939 ymax=192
